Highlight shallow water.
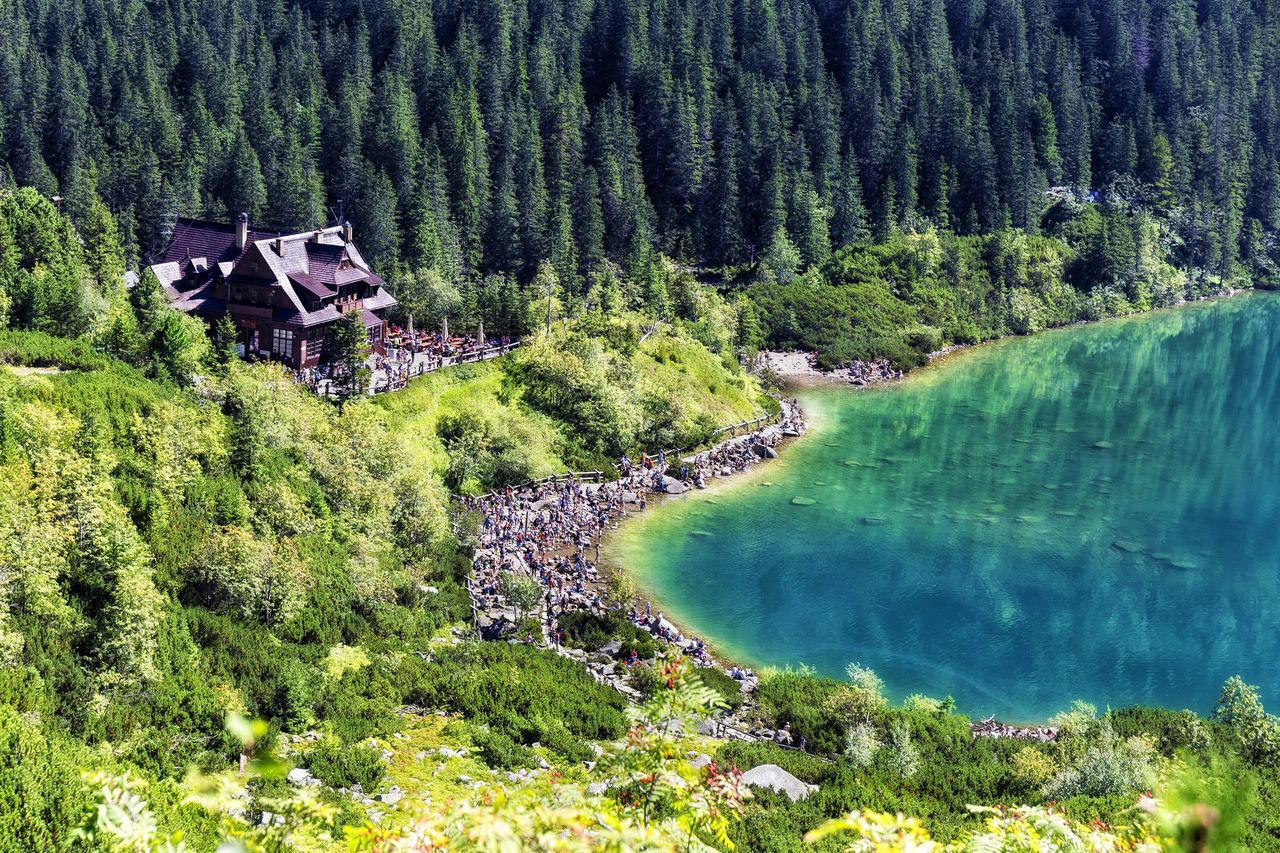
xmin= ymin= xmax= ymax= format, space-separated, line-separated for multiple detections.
xmin=611 ymin=293 xmax=1280 ymax=720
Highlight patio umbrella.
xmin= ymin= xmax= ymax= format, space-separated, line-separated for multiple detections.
xmin=442 ymin=316 xmax=448 ymax=339
xmin=477 ymin=320 xmax=485 ymax=347
xmin=407 ymin=313 xmax=414 ymax=339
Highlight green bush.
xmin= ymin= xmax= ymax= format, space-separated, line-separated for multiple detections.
xmin=693 ymin=665 xmax=745 ymax=711
xmin=628 ymin=662 xmax=663 ymax=699
xmin=0 ymin=705 xmax=98 ymax=853
xmin=0 ymin=329 xmax=114 ymax=370
xmin=558 ymin=610 xmax=659 ymax=660
xmin=755 ymin=670 xmax=847 ymax=754
xmin=304 ymin=741 xmax=386 ymax=791
xmin=401 ymin=643 xmax=626 ymax=761
xmin=467 ymin=726 xmax=537 ymax=769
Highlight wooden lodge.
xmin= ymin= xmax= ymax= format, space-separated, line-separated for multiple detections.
xmin=147 ymin=214 xmax=397 ymax=369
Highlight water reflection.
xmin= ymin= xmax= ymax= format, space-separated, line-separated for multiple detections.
xmin=614 ymin=294 xmax=1280 ymax=719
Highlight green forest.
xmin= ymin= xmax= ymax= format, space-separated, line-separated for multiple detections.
xmin=3 ymin=0 xmax=1279 ymax=367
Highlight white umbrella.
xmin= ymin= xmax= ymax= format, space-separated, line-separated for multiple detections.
xmin=407 ymin=313 xmax=414 ymax=338
xmin=477 ymin=320 xmax=485 ymax=348
xmin=442 ymin=316 xmax=449 ymax=339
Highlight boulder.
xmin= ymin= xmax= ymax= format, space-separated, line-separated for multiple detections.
xmin=751 ymin=444 xmax=779 ymax=459
xmin=740 ymin=765 xmax=818 ymax=802
xmin=689 ymin=753 xmax=713 ymax=770
xmin=286 ymin=767 xmax=320 ymax=787
xmin=661 ymin=475 xmax=688 ymax=495
xmin=586 ymin=781 xmax=610 ymax=796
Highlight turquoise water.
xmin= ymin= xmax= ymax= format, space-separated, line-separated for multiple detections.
xmin=612 ymin=293 xmax=1280 ymax=720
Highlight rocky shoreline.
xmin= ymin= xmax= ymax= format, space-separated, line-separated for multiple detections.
xmin=458 ymin=394 xmax=1068 ymax=746
xmin=761 ymin=350 xmax=906 ymax=389
xmin=459 ymin=400 xmax=808 ymax=740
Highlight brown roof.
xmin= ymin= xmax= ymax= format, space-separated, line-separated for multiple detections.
xmin=150 ymin=217 xmax=397 ymax=332
xmin=158 ymin=219 xmax=280 ymax=266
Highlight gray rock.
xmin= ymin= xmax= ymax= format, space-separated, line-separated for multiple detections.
xmin=286 ymin=767 xmax=319 ymax=787
xmin=751 ymin=444 xmax=779 ymax=459
xmin=689 ymin=753 xmax=713 ymax=770
xmin=600 ymin=640 xmax=623 ymax=655
xmin=740 ymin=765 xmax=818 ymax=802
xmin=377 ymin=789 xmax=404 ymax=805
xmin=661 ymin=475 xmax=688 ymax=495
xmin=586 ymin=781 xmax=609 ymax=796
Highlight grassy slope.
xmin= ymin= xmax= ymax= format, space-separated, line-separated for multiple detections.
xmin=374 ymin=323 xmax=767 ymax=485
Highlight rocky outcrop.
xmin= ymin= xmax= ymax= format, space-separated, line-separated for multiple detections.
xmin=740 ymin=764 xmax=818 ymax=802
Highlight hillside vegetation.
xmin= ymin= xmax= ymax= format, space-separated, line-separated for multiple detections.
xmin=0 ymin=43 xmax=1279 ymax=844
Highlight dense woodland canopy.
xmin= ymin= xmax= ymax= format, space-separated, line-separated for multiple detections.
xmin=3 ymin=0 xmax=1278 ymax=300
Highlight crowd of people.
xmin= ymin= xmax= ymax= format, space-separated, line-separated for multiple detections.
xmin=287 ymin=328 xmax=521 ymax=395
xmin=683 ymin=405 xmax=806 ymax=487
xmin=462 ymin=401 xmax=806 ymax=673
xmin=373 ymin=328 xmax=518 ymax=393
xmin=464 ymin=472 xmax=651 ymax=629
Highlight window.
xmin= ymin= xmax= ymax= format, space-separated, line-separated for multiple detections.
xmin=272 ymin=327 xmax=294 ymax=357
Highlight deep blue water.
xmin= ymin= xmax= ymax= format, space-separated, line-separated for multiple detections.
xmin=612 ymin=293 xmax=1280 ymax=720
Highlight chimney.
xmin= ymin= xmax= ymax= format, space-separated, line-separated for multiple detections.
xmin=342 ymin=219 xmax=353 ymax=244
xmin=235 ymin=213 xmax=249 ymax=250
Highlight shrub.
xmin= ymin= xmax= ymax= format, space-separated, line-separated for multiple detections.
xmin=558 ymin=610 xmax=659 ymax=660
xmin=755 ymin=668 xmax=846 ymax=754
xmin=1010 ymin=745 xmax=1057 ymax=787
xmin=467 ymin=726 xmax=537 ymax=769
xmin=0 ymin=329 xmax=113 ymax=370
xmin=304 ymin=741 xmax=386 ymax=791
xmin=627 ymin=663 xmax=663 ymax=699
xmin=1043 ymin=724 xmax=1159 ymax=800
xmin=692 ymin=666 xmax=744 ymax=711
xmin=402 ymin=643 xmax=626 ymax=759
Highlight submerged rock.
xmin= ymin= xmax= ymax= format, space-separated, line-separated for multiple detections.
xmin=791 ymin=497 xmax=817 ymax=506
xmin=1112 ymin=539 xmax=1144 ymax=553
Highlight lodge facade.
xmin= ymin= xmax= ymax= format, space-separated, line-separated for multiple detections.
xmin=147 ymin=214 xmax=396 ymax=369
